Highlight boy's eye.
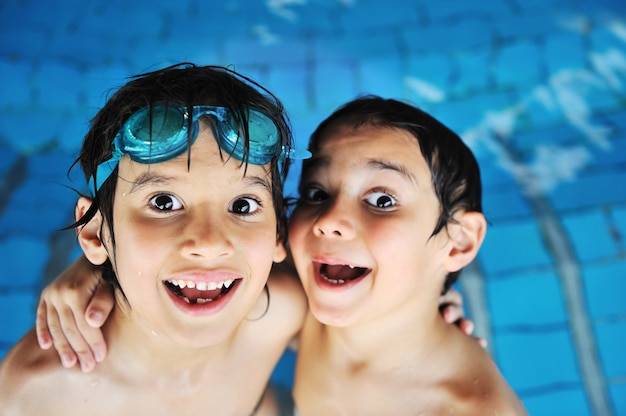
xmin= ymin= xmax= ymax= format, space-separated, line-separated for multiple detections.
xmin=364 ymin=191 xmax=396 ymax=208
xmin=150 ymin=194 xmax=183 ymax=211
xmin=302 ymin=186 xmax=329 ymax=203
xmin=230 ymin=197 xmax=260 ymax=215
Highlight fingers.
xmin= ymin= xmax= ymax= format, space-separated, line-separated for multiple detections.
xmin=440 ymin=287 xmax=463 ymax=308
xmin=439 ymin=288 xmax=464 ymax=324
xmin=35 ymin=300 xmax=53 ymax=350
xmin=476 ymin=336 xmax=488 ymax=349
xmin=79 ymin=281 xmax=115 ymax=363
xmin=34 ymin=256 xmax=110 ymax=373
xmin=448 ymin=315 xmax=488 ymax=349
xmin=85 ymin=281 xmax=115 ymax=329
xmin=456 ymin=317 xmax=475 ymax=337
xmin=47 ymin=306 xmax=81 ymax=369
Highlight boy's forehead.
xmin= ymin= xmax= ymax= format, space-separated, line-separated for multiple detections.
xmin=316 ymin=124 xmax=423 ymax=160
xmin=308 ymin=125 xmax=432 ymax=182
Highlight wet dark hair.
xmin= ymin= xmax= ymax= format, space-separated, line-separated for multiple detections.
xmin=71 ymin=63 xmax=293 ymax=297
xmin=304 ymin=95 xmax=483 ymax=293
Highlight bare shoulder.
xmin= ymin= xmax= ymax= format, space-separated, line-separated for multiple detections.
xmin=442 ymin=336 xmax=528 ymax=415
xmin=265 ymin=262 xmax=307 ymax=335
xmin=0 ymin=329 xmax=67 ymax=414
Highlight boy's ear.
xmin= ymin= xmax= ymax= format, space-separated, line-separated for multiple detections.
xmin=443 ymin=211 xmax=486 ymax=273
xmin=273 ymin=239 xmax=287 ymax=263
xmin=75 ymin=197 xmax=109 ymax=266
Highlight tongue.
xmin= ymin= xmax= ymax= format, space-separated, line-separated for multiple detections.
xmin=322 ymin=264 xmax=366 ymax=281
xmin=180 ymin=287 xmax=222 ymax=302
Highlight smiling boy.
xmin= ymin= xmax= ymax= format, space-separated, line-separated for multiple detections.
xmin=289 ymin=96 xmax=527 ymax=415
xmin=0 ymin=64 xmax=308 ymax=415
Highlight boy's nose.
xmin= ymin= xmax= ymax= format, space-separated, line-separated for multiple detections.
xmin=180 ymin=214 xmax=235 ymax=259
xmin=312 ymin=199 xmax=355 ymax=240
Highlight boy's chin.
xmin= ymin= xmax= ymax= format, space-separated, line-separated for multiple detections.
xmin=308 ymin=301 xmax=360 ymax=328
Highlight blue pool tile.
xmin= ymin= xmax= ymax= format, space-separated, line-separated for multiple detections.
xmin=578 ymin=0 xmax=626 ymax=17
xmin=613 ymin=205 xmax=626 ymax=240
xmin=523 ymin=387 xmax=591 ymax=416
xmin=583 ymin=260 xmax=626 ymax=318
xmin=312 ymin=62 xmax=359 ymax=111
xmin=493 ymin=8 xmax=565 ymax=39
xmin=0 ymin=61 xmax=32 ymax=108
xmin=338 ymin=1 xmax=418 ymax=31
xmin=522 ymin=94 xmax=571 ymax=129
xmin=267 ymin=64 xmax=309 ymax=114
xmin=549 ymin=171 xmax=626 ymax=211
xmin=606 ymin=109 xmax=626 ymax=131
xmin=494 ymin=39 xmax=542 ymax=89
xmin=313 ymin=31 xmax=398 ymax=63
xmin=0 ymin=23 xmax=48 ymax=62
xmin=482 ymin=186 xmax=533 ymax=221
xmin=3 ymin=110 xmax=66 ymax=153
xmin=593 ymin=320 xmax=626 ymax=378
xmin=545 ymin=32 xmax=587 ymax=76
xmin=582 ymin=80 xmax=625 ymax=115
xmin=55 ymin=112 xmax=93 ymax=155
xmin=0 ymin=177 xmax=76 ymax=234
xmin=511 ymin=123 xmax=582 ymax=153
xmin=561 ymin=209 xmax=619 ymax=262
xmin=479 ymin=219 xmax=553 ymax=274
xmin=0 ymin=142 xmax=19 ymax=177
xmin=403 ymin=18 xmax=493 ymax=54
xmin=451 ymin=49 xmax=491 ymax=97
xmin=0 ymin=292 xmax=38 ymax=360
xmin=493 ymin=329 xmax=581 ymax=392
xmin=0 ymin=237 xmax=50 ymax=287
xmin=424 ymin=0 xmax=513 ymax=21
xmin=589 ymin=16 xmax=626 ymax=51
xmin=35 ymin=63 xmax=83 ymax=109
xmin=27 ymin=151 xmax=76 ymax=178
xmin=225 ymin=36 xmax=308 ymax=67
xmin=478 ymin=160 xmax=519 ymax=188
xmin=609 ymin=383 xmax=626 ymax=416
xmin=405 ymin=53 xmax=452 ymax=105
xmin=271 ymin=349 xmax=296 ymax=388
xmin=261 ymin=3 xmax=336 ymax=36
xmin=487 ymin=271 xmax=567 ymax=327
xmin=360 ymin=55 xmax=404 ymax=98
xmin=587 ymin=136 xmax=626 ymax=167
xmin=433 ymin=91 xmax=513 ymax=134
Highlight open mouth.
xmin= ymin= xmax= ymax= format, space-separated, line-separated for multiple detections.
xmin=164 ymin=279 xmax=239 ymax=304
xmin=319 ymin=263 xmax=370 ymax=285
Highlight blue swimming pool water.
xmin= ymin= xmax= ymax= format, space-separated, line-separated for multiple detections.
xmin=1 ymin=1 xmax=625 ymax=414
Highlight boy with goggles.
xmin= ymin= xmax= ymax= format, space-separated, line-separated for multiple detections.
xmin=0 ymin=63 xmax=310 ymax=415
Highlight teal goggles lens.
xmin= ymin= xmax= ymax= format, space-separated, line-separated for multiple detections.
xmin=88 ymin=104 xmax=310 ymax=192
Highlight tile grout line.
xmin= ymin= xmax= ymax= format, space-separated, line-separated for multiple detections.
xmin=459 ymin=262 xmax=494 ymax=356
xmin=531 ymin=196 xmax=613 ymax=416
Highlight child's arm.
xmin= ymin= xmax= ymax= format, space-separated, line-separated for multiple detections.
xmin=440 ymin=288 xmax=487 ymax=348
xmin=36 ymin=260 xmax=483 ymax=370
xmin=35 ymin=255 xmax=114 ymax=372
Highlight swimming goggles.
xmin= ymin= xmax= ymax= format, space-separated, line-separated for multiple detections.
xmin=88 ymin=104 xmax=310 ymax=192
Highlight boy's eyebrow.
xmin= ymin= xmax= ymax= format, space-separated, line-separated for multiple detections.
xmin=301 ymin=155 xmax=329 ymax=174
xmin=128 ymin=171 xmax=273 ymax=194
xmin=129 ymin=172 xmax=174 ymax=193
xmin=243 ymin=174 xmax=273 ymax=194
xmin=366 ymin=159 xmax=418 ymax=185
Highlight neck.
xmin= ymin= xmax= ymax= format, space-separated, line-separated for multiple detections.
xmin=316 ymin=296 xmax=448 ymax=372
xmin=101 ymin=304 xmax=233 ymax=382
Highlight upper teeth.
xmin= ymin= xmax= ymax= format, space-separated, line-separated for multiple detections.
xmin=168 ymin=279 xmax=235 ymax=291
